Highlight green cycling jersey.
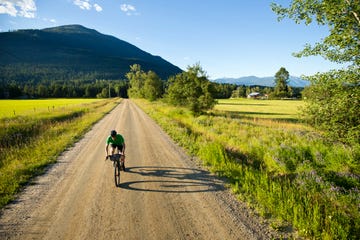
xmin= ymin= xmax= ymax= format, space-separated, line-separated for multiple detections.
xmin=106 ymin=134 xmax=125 ymax=145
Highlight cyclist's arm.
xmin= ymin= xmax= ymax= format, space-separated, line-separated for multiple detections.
xmin=105 ymin=144 xmax=109 ymax=157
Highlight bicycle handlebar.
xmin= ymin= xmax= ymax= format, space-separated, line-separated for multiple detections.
xmin=105 ymin=153 xmax=124 ymax=161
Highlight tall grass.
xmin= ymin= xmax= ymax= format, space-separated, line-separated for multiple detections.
xmin=0 ymin=98 xmax=121 ymax=207
xmin=134 ymin=98 xmax=360 ymax=240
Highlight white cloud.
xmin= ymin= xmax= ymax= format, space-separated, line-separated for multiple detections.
xmin=73 ymin=0 xmax=102 ymax=12
xmin=0 ymin=0 xmax=36 ymax=18
xmin=73 ymin=0 xmax=91 ymax=10
xmin=120 ymin=4 xmax=137 ymax=15
xmin=120 ymin=4 xmax=135 ymax=12
xmin=93 ymin=3 xmax=102 ymax=12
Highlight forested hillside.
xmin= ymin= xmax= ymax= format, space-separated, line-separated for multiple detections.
xmin=0 ymin=24 xmax=182 ymax=86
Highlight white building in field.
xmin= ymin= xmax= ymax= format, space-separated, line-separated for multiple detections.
xmin=247 ymin=92 xmax=261 ymax=99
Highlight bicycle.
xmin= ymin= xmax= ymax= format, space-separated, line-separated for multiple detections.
xmin=106 ymin=153 xmax=125 ymax=187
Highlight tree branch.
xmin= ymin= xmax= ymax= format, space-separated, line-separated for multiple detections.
xmin=345 ymin=0 xmax=360 ymax=26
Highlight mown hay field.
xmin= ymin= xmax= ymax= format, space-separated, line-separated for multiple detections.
xmin=0 ymin=99 xmax=104 ymax=118
xmin=214 ymin=98 xmax=304 ymax=121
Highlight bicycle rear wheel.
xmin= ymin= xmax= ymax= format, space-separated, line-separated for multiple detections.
xmin=114 ymin=160 xmax=121 ymax=187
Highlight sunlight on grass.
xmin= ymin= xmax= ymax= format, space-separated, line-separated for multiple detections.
xmin=214 ymin=98 xmax=304 ymax=121
xmin=134 ymin=98 xmax=360 ymax=240
xmin=0 ymin=98 xmax=121 ymax=208
xmin=0 ymin=99 xmax=103 ymax=118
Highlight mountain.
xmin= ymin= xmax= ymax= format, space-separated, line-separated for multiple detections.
xmin=0 ymin=24 xmax=182 ymax=81
xmin=213 ymin=76 xmax=310 ymax=88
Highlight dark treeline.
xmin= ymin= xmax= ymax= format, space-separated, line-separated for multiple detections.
xmin=0 ymin=64 xmax=122 ymax=83
xmin=0 ymin=75 xmax=303 ymax=100
xmin=0 ymin=63 xmax=130 ymax=98
xmin=0 ymin=79 xmax=129 ymax=99
xmin=0 ymin=63 xmax=303 ymax=100
xmin=216 ymin=84 xmax=303 ymax=99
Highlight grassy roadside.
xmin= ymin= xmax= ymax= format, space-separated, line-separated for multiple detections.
xmin=133 ymin=98 xmax=359 ymax=240
xmin=0 ymin=98 xmax=121 ymax=208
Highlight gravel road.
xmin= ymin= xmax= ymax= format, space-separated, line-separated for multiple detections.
xmin=0 ymin=99 xmax=280 ymax=240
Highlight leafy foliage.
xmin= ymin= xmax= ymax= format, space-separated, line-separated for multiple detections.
xmin=211 ymin=83 xmax=238 ymax=99
xmin=143 ymin=71 xmax=164 ymax=101
xmin=272 ymin=67 xmax=292 ymax=98
xmin=126 ymin=64 xmax=164 ymax=101
xmin=271 ymin=1 xmax=360 ymax=66
xmin=0 ymin=79 xmax=129 ymax=99
xmin=272 ymin=0 xmax=360 ymax=144
xmin=126 ymin=64 xmax=146 ymax=98
xmin=165 ymin=63 xmax=216 ymax=114
xmin=302 ymin=68 xmax=360 ymax=144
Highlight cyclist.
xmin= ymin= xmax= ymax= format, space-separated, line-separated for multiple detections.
xmin=105 ymin=130 xmax=126 ymax=169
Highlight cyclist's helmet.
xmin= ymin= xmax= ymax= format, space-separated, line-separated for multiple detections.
xmin=110 ymin=130 xmax=117 ymax=137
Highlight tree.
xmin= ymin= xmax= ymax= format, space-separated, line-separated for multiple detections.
xmin=231 ymin=86 xmax=246 ymax=98
xmin=272 ymin=0 xmax=360 ymax=144
xmin=271 ymin=1 xmax=360 ymax=66
xmin=166 ymin=63 xmax=216 ymax=114
xmin=126 ymin=64 xmax=163 ymax=100
xmin=273 ymin=67 xmax=290 ymax=98
xmin=143 ymin=71 xmax=163 ymax=101
xmin=113 ymin=81 xmax=129 ymax=98
xmin=36 ymin=84 xmax=48 ymax=97
xmin=211 ymin=83 xmax=237 ymax=99
xmin=97 ymin=88 xmax=109 ymax=98
xmin=126 ymin=64 xmax=146 ymax=98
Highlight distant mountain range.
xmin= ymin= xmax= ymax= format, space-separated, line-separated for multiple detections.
xmin=0 ymin=24 xmax=182 ymax=81
xmin=213 ymin=76 xmax=310 ymax=88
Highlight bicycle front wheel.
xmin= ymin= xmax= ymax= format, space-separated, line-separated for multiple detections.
xmin=114 ymin=160 xmax=121 ymax=187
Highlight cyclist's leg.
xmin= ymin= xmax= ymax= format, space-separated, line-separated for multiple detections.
xmin=110 ymin=144 xmax=117 ymax=155
xmin=119 ymin=145 xmax=124 ymax=155
xmin=118 ymin=145 xmax=125 ymax=170
xmin=116 ymin=144 xmax=122 ymax=154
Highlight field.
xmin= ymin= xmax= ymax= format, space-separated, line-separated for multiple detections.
xmin=0 ymin=98 xmax=121 ymax=208
xmin=0 ymin=99 xmax=104 ymax=118
xmin=214 ymin=98 xmax=304 ymax=120
xmin=134 ymin=98 xmax=360 ymax=240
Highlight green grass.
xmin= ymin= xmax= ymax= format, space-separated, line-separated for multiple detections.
xmin=134 ymin=98 xmax=360 ymax=240
xmin=214 ymin=98 xmax=304 ymax=121
xmin=0 ymin=99 xmax=103 ymax=118
xmin=0 ymin=98 xmax=121 ymax=208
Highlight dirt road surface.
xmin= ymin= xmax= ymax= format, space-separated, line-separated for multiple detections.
xmin=0 ymin=99 xmax=277 ymax=240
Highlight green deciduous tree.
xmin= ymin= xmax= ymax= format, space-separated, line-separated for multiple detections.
xmin=126 ymin=64 xmax=163 ymax=100
xmin=302 ymin=68 xmax=360 ymax=143
xmin=143 ymin=71 xmax=163 ymax=101
xmin=126 ymin=64 xmax=146 ymax=98
xmin=273 ymin=67 xmax=291 ymax=98
xmin=231 ymin=86 xmax=246 ymax=98
xmin=272 ymin=0 xmax=360 ymax=144
xmin=272 ymin=1 xmax=360 ymax=65
xmin=166 ymin=63 xmax=216 ymax=114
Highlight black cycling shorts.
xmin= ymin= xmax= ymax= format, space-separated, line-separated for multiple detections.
xmin=111 ymin=144 xmax=123 ymax=152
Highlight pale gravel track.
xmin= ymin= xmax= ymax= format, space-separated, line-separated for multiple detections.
xmin=0 ymin=99 xmax=281 ymax=240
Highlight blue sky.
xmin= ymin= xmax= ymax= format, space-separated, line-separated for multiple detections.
xmin=0 ymin=0 xmax=343 ymax=80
